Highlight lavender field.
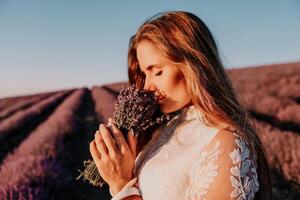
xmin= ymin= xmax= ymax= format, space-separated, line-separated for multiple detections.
xmin=0 ymin=62 xmax=299 ymax=199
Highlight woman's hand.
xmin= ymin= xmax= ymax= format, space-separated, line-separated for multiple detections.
xmin=89 ymin=118 xmax=138 ymax=194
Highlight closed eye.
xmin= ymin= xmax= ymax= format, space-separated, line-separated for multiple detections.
xmin=155 ymin=71 xmax=162 ymax=76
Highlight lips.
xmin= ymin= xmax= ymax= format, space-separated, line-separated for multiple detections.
xmin=158 ymin=97 xmax=166 ymax=103
xmin=155 ymin=91 xmax=166 ymax=102
xmin=155 ymin=95 xmax=166 ymax=102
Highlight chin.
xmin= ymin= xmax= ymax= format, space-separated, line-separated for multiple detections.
xmin=159 ymin=104 xmax=169 ymax=114
xmin=159 ymin=100 xmax=192 ymax=114
xmin=159 ymin=104 xmax=178 ymax=114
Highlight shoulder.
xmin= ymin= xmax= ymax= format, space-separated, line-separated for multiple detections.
xmin=204 ymin=127 xmax=251 ymax=156
xmin=198 ymin=127 xmax=259 ymax=181
xmin=186 ymin=127 xmax=260 ymax=199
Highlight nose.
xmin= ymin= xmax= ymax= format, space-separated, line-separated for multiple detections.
xmin=143 ymin=76 xmax=156 ymax=93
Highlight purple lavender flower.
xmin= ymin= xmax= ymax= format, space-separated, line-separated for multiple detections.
xmin=77 ymin=84 xmax=173 ymax=188
xmin=112 ymin=84 xmax=172 ymax=137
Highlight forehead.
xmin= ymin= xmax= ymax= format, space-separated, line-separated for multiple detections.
xmin=136 ymin=41 xmax=165 ymax=72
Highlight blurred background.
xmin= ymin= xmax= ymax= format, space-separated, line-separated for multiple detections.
xmin=0 ymin=1 xmax=299 ymax=199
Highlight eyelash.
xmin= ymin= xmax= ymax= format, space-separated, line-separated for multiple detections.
xmin=155 ymin=71 xmax=162 ymax=76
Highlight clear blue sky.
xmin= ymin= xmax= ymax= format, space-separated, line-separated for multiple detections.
xmin=0 ymin=0 xmax=299 ymax=98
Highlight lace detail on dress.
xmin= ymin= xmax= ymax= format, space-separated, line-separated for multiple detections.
xmin=185 ymin=131 xmax=259 ymax=200
xmin=134 ymin=104 xmax=260 ymax=200
xmin=185 ymin=140 xmax=221 ymax=200
xmin=134 ymin=105 xmax=195 ymax=177
xmin=229 ymin=133 xmax=259 ymax=200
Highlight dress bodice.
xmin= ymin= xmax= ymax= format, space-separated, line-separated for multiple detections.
xmin=133 ymin=104 xmax=259 ymax=200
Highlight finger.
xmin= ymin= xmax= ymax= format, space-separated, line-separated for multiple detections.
xmin=95 ymin=131 xmax=108 ymax=159
xmin=108 ymin=117 xmax=113 ymax=126
xmin=127 ymin=129 xmax=137 ymax=158
xmin=110 ymin=122 xmax=130 ymax=153
xmin=96 ymin=127 xmax=116 ymax=147
xmin=99 ymin=124 xmax=119 ymax=157
xmin=89 ymin=140 xmax=101 ymax=162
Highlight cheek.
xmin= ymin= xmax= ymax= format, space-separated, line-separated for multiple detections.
xmin=161 ymin=71 xmax=186 ymax=95
xmin=174 ymin=71 xmax=184 ymax=84
xmin=173 ymin=68 xmax=185 ymax=85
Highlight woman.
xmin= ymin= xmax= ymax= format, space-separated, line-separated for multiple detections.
xmin=89 ymin=11 xmax=272 ymax=200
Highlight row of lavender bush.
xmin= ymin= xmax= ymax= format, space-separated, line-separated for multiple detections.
xmin=91 ymin=86 xmax=117 ymax=123
xmin=254 ymin=120 xmax=300 ymax=184
xmin=0 ymin=92 xmax=57 ymax=121
xmin=0 ymin=91 xmax=57 ymax=112
xmin=0 ymin=88 xmax=87 ymax=199
xmin=0 ymin=90 xmax=72 ymax=140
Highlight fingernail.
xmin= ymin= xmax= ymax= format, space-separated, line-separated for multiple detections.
xmin=130 ymin=129 xmax=135 ymax=136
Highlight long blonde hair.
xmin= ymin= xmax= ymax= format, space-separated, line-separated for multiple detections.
xmin=127 ymin=11 xmax=272 ymax=199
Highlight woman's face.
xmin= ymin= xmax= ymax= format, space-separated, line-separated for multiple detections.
xmin=136 ymin=40 xmax=191 ymax=114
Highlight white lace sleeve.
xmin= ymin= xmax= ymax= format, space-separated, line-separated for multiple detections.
xmin=184 ymin=129 xmax=259 ymax=200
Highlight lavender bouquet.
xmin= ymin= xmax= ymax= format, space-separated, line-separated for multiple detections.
xmin=76 ymin=84 xmax=172 ymax=187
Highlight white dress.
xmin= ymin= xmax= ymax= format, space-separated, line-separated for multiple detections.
xmin=133 ymin=104 xmax=260 ymax=200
